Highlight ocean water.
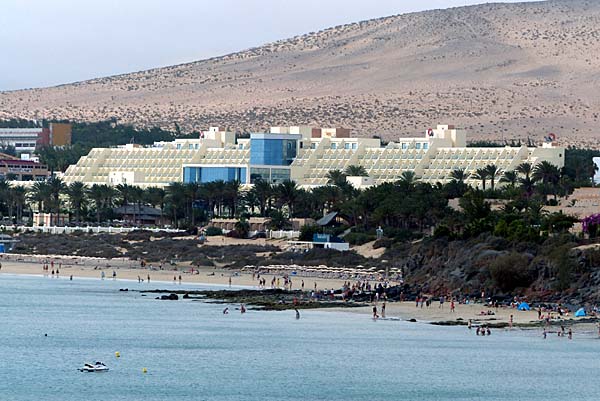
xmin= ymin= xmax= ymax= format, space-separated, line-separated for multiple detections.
xmin=0 ymin=274 xmax=598 ymax=401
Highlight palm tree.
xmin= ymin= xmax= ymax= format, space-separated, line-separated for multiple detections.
xmin=87 ymin=184 xmax=115 ymax=224
xmin=516 ymin=162 xmax=536 ymax=193
xmin=499 ymin=171 xmax=518 ymax=188
xmin=115 ymin=183 xmax=134 ymax=207
xmin=277 ymin=180 xmax=299 ymax=218
xmin=533 ymin=161 xmax=561 ymax=201
xmin=28 ymin=181 xmax=51 ymax=214
xmin=344 ymin=165 xmax=368 ymax=177
xmin=67 ymin=182 xmax=87 ymax=223
xmin=11 ymin=186 xmax=27 ymax=223
xmin=398 ymin=171 xmax=417 ymax=187
xmin=326 ymin=169 xmax=347 ymax=187
xmin=87 ymin=184 xmax=105 ymax=223
xmin=251 ymin=179 xmax=273 ymax=217
xmin=471 ymin=168 xmax=489 ymax=190
xmin=145 ymin=187 xmax=167 ymax=226
xmin=449 ymin=169 xmax=467 ymax=183
xmin=46 ymin=176 xmax=66 ymax=224
xmin=166 ymin=182 xmax=187 ymax=228
xmin=485 ymin=164 xmax=501 ymax=191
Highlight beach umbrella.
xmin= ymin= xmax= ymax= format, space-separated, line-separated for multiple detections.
xmin=575 ymin=308 xmax=586 ymax=317
xmin=517 ymin=302 xmax=531 ymax=311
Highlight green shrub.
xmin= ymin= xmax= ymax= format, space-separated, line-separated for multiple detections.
xmin=344 ymin=232 xmax=375 ymax=245
xmin=205 ymin=226 xmax=223 ymax=236
xmin=489 ymin=253 xmax=533 ymax=292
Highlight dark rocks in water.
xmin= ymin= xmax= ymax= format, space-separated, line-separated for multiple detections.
xmin=119 ymin=288 xmax=128 ymax=292
xmin=159 ymin=293 xmax=179 ymax=300
xmin=408 ymin=318 xmax=417 ymax=322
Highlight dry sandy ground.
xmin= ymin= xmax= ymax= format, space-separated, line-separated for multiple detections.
xmin=3 ymin=0 xmax=600 ymax=147
xmin=334 ymin=302 xmax=540 ymax=325
xmin=0 ymin=255 xmax=350 ymax=290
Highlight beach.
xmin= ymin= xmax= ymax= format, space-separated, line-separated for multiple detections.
xmin=0 ymin=253 xmax=571 ymax=327
xmin=0 ymin=254 xmax=351 ymax=291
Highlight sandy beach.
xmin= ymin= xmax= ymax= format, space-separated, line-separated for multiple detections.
xmin=1 ymin=253 xmax=597 ymax=331
xmin=0 ymin=254 xmax=351 ymax=290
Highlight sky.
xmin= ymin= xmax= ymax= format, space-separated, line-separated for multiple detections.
xmin=0 ymin=0 xmax=536 ymax=91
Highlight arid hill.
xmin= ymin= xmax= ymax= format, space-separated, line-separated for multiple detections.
xmin=2 ymin=0 xmax=600 ymax=147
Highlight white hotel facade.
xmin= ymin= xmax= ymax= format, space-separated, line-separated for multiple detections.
xmin=63 ymin=125 xmax=564 ymax=189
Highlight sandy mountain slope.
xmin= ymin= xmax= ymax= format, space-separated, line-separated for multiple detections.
xmin=2 ymin=0 xmax=600 ymax=147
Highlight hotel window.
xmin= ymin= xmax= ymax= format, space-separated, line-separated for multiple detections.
xmin=401 ymin=143 xmax=408 ymax=150
xmin=423 ymin=143 xmax=429 ymax=150
xmin=352 ymin=143 xmax=357 ymax=150
xmin=331 ymin=143 xmax=337 ymax=149
xmin=176 ymin=144 xmax=182 ymax=150
xmin=310 ymin=143 xmax=316 ymax=149
xmin=344 ymin=143 xmax=350 ymax=150
xmin=415 ymin=143 xmax=421 ymax=150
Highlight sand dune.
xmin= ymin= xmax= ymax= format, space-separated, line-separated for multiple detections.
xmin=2 ymin=0 xmax=600 ymax=147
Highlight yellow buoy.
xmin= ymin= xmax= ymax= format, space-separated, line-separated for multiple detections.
xmin=142 ymin=368 xmax=147 ymax=374
xmin=115 ymin=351 xmax=120 ymax=358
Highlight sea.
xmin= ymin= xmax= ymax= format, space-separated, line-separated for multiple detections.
xmin=0 ymin=274 xmax=598 ymax=401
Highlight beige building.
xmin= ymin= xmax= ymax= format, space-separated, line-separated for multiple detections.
xmin=63 ymin=124 xmax=565 ymax=189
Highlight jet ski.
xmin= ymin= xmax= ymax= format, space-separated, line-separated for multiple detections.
xmin=79 ymin=361 xmax=109 ymax=372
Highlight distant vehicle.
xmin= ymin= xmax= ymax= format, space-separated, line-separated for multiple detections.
xmin=79 ymin=362 xmax=109 ymax=372
xmin=251 ymin=231 xmax=267 ymax=239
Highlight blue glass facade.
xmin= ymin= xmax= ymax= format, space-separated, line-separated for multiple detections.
xmin=250 ymin=138 xmax=297 ymax=166
xmin=183 ymin=167 xmax=247 ymax=184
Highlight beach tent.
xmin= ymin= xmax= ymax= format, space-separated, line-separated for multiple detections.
xmin=517 ymin=302 xmax=531 ymax=311
xmin=575 ymin=308 xmax=586 ymax=317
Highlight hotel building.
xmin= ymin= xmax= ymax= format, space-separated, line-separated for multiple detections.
xmin=62 ymin=125 xmax=564 ymax=189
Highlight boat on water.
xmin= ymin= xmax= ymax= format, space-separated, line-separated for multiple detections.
xmin=79 ymin=362 xmax=109 ymax=372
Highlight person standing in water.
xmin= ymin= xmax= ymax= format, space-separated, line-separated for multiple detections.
xmin=372 ymin=305 xmax=379 ymax=319
xmin=381 ymin=302 xmax=386 ymax=318
xmin=240 ymin=304 xmax=246 ymax=314
xmin=295 ymin=309 xmax=300 ymax=320
xmin=147 ymin=274 xmax=150 ymax=283
xmin=101 ymin=271 xmax=105 ymax=280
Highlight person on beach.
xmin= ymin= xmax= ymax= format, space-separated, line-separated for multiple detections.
xmin=468 ymin=319 xmax=472 ymax=330
xmin=51 ymin=269 xmax=54 ymax=277
xmin=568 ymin=328 xmax=572 ymax=340
xmin=228 ymin=276 xmax=232 ymax=287
xmin=372 ymin=305 xmax=379 ymax=319
xmin=174 ymin=275 xmax=177 ymax=282
xmin=147 ymin=274 xmax=150 ymax=283
xmin=101 ymin=271 xmax=105 ymax=280
xmin=450 ymin=300 xmax=455 ymax=313
xmin=240 ymin=304 xmax=246 ymax=314
xmin=301 ymin=280 xmax=305 ymax=291
xmin=56 ymin=269 xmax=59 ymax=276
xmin=137 ymin=275 xmax=141 ymax=283
xmin=295 ymin=309 xmax=300 ymax=320
xmin=179 ymin=275 xmax=182 ymax=284
xmin=509 ymin=314 xmax=513 ymax=330
xmin=543 ymin=329 xmax=547 ymax=339
xmin=486 ymin=327 xmax=491 ymax=336
xmin=381 ymin=302 xmax=386 ymax=318
xmin=439 ymin=296 xmax=445 ymax=309
xmin=69 ymin=275 xmax=73 ymax=281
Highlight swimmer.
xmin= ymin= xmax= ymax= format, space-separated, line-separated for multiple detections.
xmin=223 ymin=308 xmax=229 ymax=314
xmin=295 ymin=308 xmax=300 ymax=320
xmin=240 ymin=304 xmax=246 ymax=314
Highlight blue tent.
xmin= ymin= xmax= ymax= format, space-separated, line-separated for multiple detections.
xmin=517 ymin=302 xmax=531 ymax=311
xmin=575 ymin=308 xmax=586 ymax=317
